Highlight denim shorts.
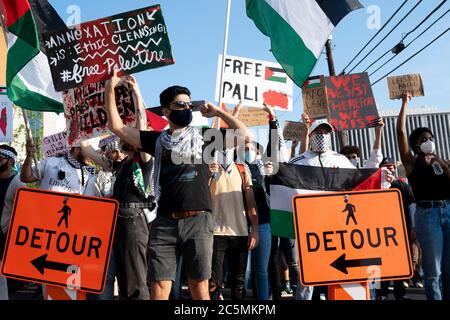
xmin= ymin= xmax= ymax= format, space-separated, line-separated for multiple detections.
xmin=148 ymin=211 xmax=214 ymax=282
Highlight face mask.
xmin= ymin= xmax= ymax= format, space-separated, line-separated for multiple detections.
xmin=420 ymin=140 xmax=435 ymax=155
xmin=169 ymin=109 xmax=193 ymax=128
xmin=244 ymin=151 xmax=257 ymax=164
xmin=350 ymin=158 xmax=359 ymax=167
xmin=310 ymin=134 xmax=331 ymax=154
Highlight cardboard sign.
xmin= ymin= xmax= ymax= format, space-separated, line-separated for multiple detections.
xmin=0 ymin=89 xmax=13 ymax=142
xmin=325 ymin=73 xmax=379 ymax=131
xmin=215 ymin=55 xmax=294 ymax=111
xmin=1 ymin=188 xmax=118 ymax=293
xmin=283 ymin=121 xmax=307 ymax=141
xmin=43 ymin=5 xmax=175 ymax=91
xmin=43 ymin=131 xmax=69 ymax=158
xmin=237 ymin=107 xmax=268 ymax=127
xmin=292 ymin=190 xmax=413 ymax=286
xmin=302 ymin=76 xmax=329 ymax=119
xmin=387 ymin=74 xmax=424 ymax=100
xmin=63 ymin=81 xmax=136 ymax=146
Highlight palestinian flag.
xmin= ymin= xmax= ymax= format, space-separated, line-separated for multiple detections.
xmin=247 ymin=0 xmax=363 ymax=87
xmin=0 ymin=0 xmax=65 ymax=113
xmin=265 ymin=66 xmax=287 ymax=84
xmin=270 ymin=163 xmax=381 ymax=239
xmin=0 ymin=87 xmax=6 ymax=94
xmin=303 ymin=76 xmax=322 ymax=89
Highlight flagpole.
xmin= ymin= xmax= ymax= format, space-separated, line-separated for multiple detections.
xmin=0 ymin=13 xmax=41 ymax=179
xmin=216 ymin=0 xmax=232 ymax=130
xmin=212 ymin=0 xmax=232 ymax=179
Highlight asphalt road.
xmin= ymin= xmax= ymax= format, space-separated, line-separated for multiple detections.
xmin=6 ymin=281 xmax=426 ymax=301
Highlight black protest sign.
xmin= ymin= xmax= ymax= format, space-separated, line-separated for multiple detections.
xmin=43 ymin=5 xmax=175 ymax=91
xmin=325 ymin=73 xmax=379 ymax=131
xmin=63 ymin=81 xmax=136 ymax=146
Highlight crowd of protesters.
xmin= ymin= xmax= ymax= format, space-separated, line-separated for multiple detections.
xmin=0 ymin=71 xmax=449 ymax=301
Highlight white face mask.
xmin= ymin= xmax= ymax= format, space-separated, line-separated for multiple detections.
xmin=420 ymin=140 xmax=435 ymax=155
xmin=350 ymin=158 xmax=359 ymax=168
xmin=310 ymin=134 xmax=332 ymax=154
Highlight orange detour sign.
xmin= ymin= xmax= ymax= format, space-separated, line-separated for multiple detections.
xmin=292 ymin=189 xmax=413 ymax=286
xmin=0 ymin=188 xmax=118 ymax=293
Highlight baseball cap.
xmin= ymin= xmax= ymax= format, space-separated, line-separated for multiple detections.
xmin=308 ymin=119 xmax=334 ymax=135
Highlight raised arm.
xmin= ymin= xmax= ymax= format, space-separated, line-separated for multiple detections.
xmin=124 ymin=76 xmax=152 ymax=163
xmin=232 ymin=100 xmax=243 ymax=118
xmin=80 ymin=140 xmax=113 ymax=172
xmin=300 ymin=113 xmax=311 ymax=154
xmin=105 ymin=70 xmax=142 ymax=150
xmin=264 ymin=102 xmax=289 ymax=163
xmin=201 ymin=102 xmax=253 ymax=143
xmin=396 ymin=93 xmax=414 ymax=175
xmin=365 ymin=117 xmax=384 ymax=168
xmin=20 ymin=139 xmax=39 ymax=183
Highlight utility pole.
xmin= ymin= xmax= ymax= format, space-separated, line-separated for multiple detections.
xmin=325 ymin=37 xmax=349 ymax=149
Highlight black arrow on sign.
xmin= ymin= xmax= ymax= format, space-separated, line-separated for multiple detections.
xmin=31 ymin=254 xmax=75 ymax=275
xmin=330 ymin=254 xmax=382 ymax=275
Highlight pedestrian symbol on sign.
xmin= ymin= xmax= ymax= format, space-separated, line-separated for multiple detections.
xmin=57 ymin=197 xmax=71 ymax=228
xmin=342 ymin=195 xmax=357 ymax=226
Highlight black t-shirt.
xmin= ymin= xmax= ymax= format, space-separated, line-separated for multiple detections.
xmin=140 ymin=129 xmax=215 ymax=215
xmin=408 ymin=159 xmax=450 ymax=201
xmin=247 ymin=163 xmax=270 ymax=225
xmin=0 ymin=175 xmax=15 ymax=255
xmin=112 ymin=157 xmax=154 ymax=204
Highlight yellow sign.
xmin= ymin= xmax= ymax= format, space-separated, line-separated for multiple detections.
xmin=0 ymin=28 xmax=6 ymax=86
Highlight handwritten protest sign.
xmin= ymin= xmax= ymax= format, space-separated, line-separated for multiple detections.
xmin=387 ymin=74 xmax=424 ymax=100
xmin=63 ymin=81 xmax=136 ymax=146
xmin=43 ymin=5 xmax=174 ymax=91
xmin=215 ymin=55 xmax=294 ymax=111
xmin=302 ymin=76 xmax=329 ymax=119
xmin=283 ymin=121 xmax=307 ymax=142
xmin=43 ymin=131 xmax=69 ymax=158
xmin=237 ymin=107 xmax=268 ymax=127
xmin=0 ymin=89 xmax=13 ymax=143
xmin=325 ymin=73 xmax=379 ymax=132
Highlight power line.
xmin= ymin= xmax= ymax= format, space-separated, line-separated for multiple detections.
xmin=370 ymin=7 xmax=450 ymax=76
xmin=402 ymin=0 xmax=447 ymax=39
xmin=372 ymin=26 xmax=450 ymax=85
xmin=365 ymin=1 xmax=450 ymax=73
xmin=341 ymin=0 xmax=410 ymax=74
xmin=346 ymin=0 xmax=424 ymax=74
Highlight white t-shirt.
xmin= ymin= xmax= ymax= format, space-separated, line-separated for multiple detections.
xmin=34 ymin=157 xmax=97 ymax=196
xmin=289 ymin=150 xmax=355 ymax=168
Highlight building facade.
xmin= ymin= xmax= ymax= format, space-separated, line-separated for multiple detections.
xmin=331 ymin=107 xmax=450 ymax=165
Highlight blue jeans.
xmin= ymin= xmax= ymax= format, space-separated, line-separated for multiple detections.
xmin=245 ymin=223 xmax=272 ymax=300
xmin=414 ymin=204 xmax=450 ymax=300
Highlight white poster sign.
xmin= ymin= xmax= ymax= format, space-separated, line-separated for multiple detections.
xmin=215 ymin=55 xmax=294 ymax=111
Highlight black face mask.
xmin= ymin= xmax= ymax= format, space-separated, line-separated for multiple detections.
xmin=168 ymin=109 xmax=193 ymax=128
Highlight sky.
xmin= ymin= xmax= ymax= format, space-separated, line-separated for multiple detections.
xmin=47 ymin=0 xmax=450 ymax=142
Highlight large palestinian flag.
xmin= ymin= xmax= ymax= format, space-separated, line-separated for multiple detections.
xmin=247 ymin=0 xmax=363 ymax=87
xmin=0 ymin=0 xmax=65 ymax=113
xmin=270 ymin=163 xmax=381 ymax=239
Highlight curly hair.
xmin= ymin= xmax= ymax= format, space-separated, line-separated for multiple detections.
xmin=408 ymin=127 xmax=434 ymax=154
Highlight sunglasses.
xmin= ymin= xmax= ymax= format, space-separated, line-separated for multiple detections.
xmin=170 ymin=101 xmax=193 ymax=109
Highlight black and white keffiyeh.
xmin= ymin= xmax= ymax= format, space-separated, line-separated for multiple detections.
xmin=309 ymin=134 xmax=332 ymax=154
xmin=65 ymin=152 xmax=90 ymax=186
xmin=0 ymin=148 xmax=17 ymax=162
xmin=150 ymin=126 xmax=204 ymax=212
